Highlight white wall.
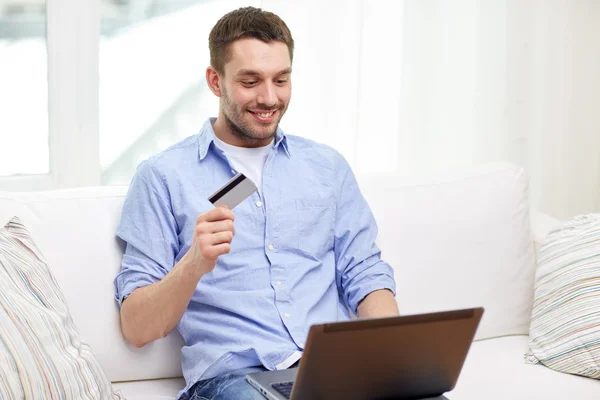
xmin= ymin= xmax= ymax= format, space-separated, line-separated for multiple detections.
xmin=519 ymin=0 xmax=600 ymax=220
xmin=1 ymin=0 xmax=599 ymax=220
xmin=267 ymin=0 xmax=600 ymax=220
xmin=402 ymin=0 xmax=600 ymax=220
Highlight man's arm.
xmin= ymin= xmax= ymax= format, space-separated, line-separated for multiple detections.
xmin=119 ymin=206 xmax=235 ymax=348
xmin=357 ymin=289 xmax=399 ymax=319
xmin=332 ymin=152 xmax=397 ymax=316
xmin=120 ymin=257 xmax=202 ymax=347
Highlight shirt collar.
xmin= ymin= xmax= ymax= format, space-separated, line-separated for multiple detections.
xmin=197 ymin=118 xmax=291 ymax=160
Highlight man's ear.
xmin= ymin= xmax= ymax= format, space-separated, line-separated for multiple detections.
xmin=206 ymin=66 xmax=223 ymax=97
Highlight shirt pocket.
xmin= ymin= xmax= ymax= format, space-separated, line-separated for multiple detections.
xmin=295 ymin=199 xmax=335 ymax=258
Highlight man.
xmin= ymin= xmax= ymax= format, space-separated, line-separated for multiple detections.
xmin=114 ymin=6 xmax=398 ymax=400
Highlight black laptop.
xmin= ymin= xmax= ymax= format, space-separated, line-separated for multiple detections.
xmin=246 ymin=307 xmax=484 ymax=400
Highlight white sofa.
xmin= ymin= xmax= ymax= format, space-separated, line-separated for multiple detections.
xmin=1 ymin=162 xmax=599 ymax=399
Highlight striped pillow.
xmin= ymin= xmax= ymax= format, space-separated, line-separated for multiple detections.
xmin=0 ymin=217 xmax=125 ymax=399
xmin=526 ymin=214 xmax=600 ymax=378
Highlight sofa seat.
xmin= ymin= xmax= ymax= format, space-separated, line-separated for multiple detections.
xmin=3 ymin=164 xmax=597 ymax=398
xmin=112 ymin=377 xmax=186 ymax=400
xmin=112 ymin=336 xmax=600 ymax=399
xmin=451 ymin=336 xmax=600 ymax=400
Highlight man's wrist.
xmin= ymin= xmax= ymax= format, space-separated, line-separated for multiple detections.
xmin=176 ymin=254 xmax=207 ymax=283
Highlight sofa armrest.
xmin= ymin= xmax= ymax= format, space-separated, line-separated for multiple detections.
xmin=530 ymin=208 xmax=561 ymax=258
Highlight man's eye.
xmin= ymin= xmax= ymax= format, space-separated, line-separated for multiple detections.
xmin=243 ymin=81 xmax=257 ymax=86
xmin=276 ymin=80 xmax=288 ymax=85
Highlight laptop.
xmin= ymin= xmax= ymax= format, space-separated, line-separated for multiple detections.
xmin=246 ymin=307 xmax=483 ymax=400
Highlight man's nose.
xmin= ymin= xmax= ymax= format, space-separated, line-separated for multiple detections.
xmin=256 ymin=82 xmax=277 ymax=107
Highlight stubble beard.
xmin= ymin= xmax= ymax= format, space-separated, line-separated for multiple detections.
xmin=221 ymin=89 xmax=286 ymax=146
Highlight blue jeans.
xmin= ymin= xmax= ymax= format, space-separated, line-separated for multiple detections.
xmin=189 ymin=366 xmax=268 ymax=400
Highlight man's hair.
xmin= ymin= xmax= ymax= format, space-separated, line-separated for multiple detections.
xmin=209 ymin=7 xmax=294 ymax=75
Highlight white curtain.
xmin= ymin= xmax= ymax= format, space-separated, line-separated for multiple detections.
xmin=263 ymin=0 xmax=600 ymax=220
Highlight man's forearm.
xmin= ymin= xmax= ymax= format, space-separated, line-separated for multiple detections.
xmin=357 ymin=289 xmax=399 ymax=319
xmin=120 ymin=257 xmax=204 ymax=347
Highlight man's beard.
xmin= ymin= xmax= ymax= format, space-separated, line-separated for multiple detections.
xmin=221 ymin=89 xmax=286 ymax=145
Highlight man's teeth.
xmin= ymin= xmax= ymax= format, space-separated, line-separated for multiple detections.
xmin=257 ymin=111 xmax=274 ymax=118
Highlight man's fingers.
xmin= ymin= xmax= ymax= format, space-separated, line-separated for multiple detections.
xmin=199 ymin=207 xmax=235 ymax=223
xmin=204 ymin=231 xmax=234 ymax=246
xmin=204 ymin=220 xmax=235 ymax=235
xmin=201 ymin=243 xmax=231 ymax=260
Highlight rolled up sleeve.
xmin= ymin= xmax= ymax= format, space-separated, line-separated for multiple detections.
xmin=333 ymin=154 xmax=396 ymax=315
xmin=114 ymin=160 xmax=178 ymax=306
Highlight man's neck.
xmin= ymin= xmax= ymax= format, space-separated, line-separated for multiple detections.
xmin=212 ymin=115 xmax=273 ymax=148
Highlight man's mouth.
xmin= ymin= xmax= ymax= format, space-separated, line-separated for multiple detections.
xmin=248 ymin=109 xmax=278 ymax=123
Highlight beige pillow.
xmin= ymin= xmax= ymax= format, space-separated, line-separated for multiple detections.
xmin=0 ymin=217 xmax=124 ymax=399
xmin=526 ymin=214 xmax=600 ymax=378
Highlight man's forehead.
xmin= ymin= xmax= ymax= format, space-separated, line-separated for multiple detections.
xmin=227 ymin=38 xmax=291 ymax=76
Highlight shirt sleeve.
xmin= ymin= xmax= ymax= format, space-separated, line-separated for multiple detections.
xmin=333 ymin=153 xmax=397 ymax=315
xmin=113 ymin=160 xmax=179 ymax=306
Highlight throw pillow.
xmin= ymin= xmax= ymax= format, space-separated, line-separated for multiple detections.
xmin=0 ymin=216 xmax=125 ymax=399
xmin=526 ymin=213 xmax=600 ymax=378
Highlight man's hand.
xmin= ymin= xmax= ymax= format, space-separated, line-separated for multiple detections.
xmin=183 ymin=206 xmax=236 ymax=275
xmin=120 ymin=206 xmax=236 ymax=348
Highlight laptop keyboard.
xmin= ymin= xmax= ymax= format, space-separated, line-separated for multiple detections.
xmin=272 ymin=381 xmax=294 ymax=399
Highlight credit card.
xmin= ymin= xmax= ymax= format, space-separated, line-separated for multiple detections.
xmin=208 ymin=172 xmax=258 ymax=209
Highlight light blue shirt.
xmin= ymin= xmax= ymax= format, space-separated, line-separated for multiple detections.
xmin=114 ymin=118 xmax=396 ymax=397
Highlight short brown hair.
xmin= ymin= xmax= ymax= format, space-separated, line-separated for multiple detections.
xmin=209 ymin=7 xmax=294 ymax=75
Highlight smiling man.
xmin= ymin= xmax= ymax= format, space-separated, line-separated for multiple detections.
xmin=114 ymin=7 xmax=398 ymax=400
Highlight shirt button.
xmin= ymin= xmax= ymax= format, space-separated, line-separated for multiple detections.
xmin=284 ymin=312 xmax=291 ymax=318
xmin=268 ymin=243 xmax=274 ymax=251
xmin=231 ymin=169 xmax=236 ymax=174
xmin=276 ymin=281 xmax=282 ymax=286
xmin=256 ymin=201 xmax=263 ymax=207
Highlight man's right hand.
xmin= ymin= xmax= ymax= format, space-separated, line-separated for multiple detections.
xmin=120 ymin=206 xmax=235 ymax=348
xmin=183 ymin=206 xmax=236 ymax=275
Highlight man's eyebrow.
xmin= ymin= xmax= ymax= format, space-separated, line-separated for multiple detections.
xmin=236 ymin=69 xmax=261 ymax=77
xmin=236 ymin=68 xmax=292 ymax=77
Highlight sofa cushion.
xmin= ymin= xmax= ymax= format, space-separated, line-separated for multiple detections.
xmin=526 ymin=214 xmax=600 ymax=378
xmin=0 ymin=188 xmax=185 ymax=383
xmin=0 ymin=161 xmax=536 ymax=385
xmin=358 ymin=162 xmax=536 ymax=339
xmin=0 ymin=217 xmax=123 ymax=399
xmin=451 ymin=336 xmax=600 ymax=399
xmin=112 ymin=378 xmax=185 ymax=400
xmin=112 ymin=337 xmax=600 ymax=400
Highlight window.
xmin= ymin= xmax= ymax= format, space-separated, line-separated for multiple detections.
xmin=0 ymin=0 xmax=398 ymax=191
xmin=0 ymin=1 xmax=48 ymax=178
xmin=99 ymin=0 xmax=258 ymax=186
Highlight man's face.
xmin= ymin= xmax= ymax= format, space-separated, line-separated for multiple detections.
xmin=219 ymin=38 xmax=292 ymax=144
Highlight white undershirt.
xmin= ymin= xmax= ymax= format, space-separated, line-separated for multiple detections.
xmin=214 ymin=137 xmax=273 ymax=195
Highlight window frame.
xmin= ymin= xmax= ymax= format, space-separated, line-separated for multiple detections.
xmin=0 ymin=0 xmax=101 ymax=191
